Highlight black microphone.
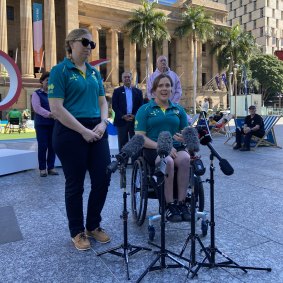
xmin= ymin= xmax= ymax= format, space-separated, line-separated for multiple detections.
xmin=107 ymin=134 xmax=145 ymax=173
xmin=157 ymin=131 xmax=173 ymax=157
xmin=182 ymin=127 xmax=200 ymax=154
xmin=206 ymin=143 xmax=234 ymax=176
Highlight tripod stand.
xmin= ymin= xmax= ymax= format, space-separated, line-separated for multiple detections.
xmin=136 ymin=155 xmax=192 ymax=283
xmin=190 ymin=149 xmax=272 ymax=278
xmin=96 ymin=162 xmax=151 ymax=280
xmin=178 ymin=157 xmax=211 ymax=271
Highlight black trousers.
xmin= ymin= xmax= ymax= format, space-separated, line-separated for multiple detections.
xmin=53 ymin=119 xmax=111 ymax=238
xmin=35 ymin=124 xmax=55 ymax=170
xmin=116 ymin=121 xmax=135 ymax=151
xmin=235 ymin=128 xmax=265 ymax=149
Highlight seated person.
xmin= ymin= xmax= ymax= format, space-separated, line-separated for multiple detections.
xmin=135 ymin=74 xmax=191 ymax=223
xmin=233 ymin=105 xmax=265 ymax=151
xmin=213 ymin=111 xmax=223 ymax=122
xmin=208 ymin=116 xmax=217 ymax=129
xmin=211 ymin=118 xmax=228 ymax=134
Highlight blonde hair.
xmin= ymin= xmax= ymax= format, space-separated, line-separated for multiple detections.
xmin=65 ymin=28 xmax=91 ymax=54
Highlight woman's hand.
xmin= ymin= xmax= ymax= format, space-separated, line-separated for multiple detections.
xmin=173 ymin=132 xmax=184 ymax=143
xmin=169 ymin=147 xmax=177 ymax=159
xmin=92 ymin=122 xmax=107 ymax=140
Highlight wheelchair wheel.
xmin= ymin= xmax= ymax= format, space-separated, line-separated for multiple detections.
xmin=131 ymin=157 xmax=148 ymax=226
xmin=187 ymin=176 xmax=205 ymax=212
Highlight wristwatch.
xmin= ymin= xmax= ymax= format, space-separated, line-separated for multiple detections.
xmin=103 ymin=118 xmax=110 ymax=126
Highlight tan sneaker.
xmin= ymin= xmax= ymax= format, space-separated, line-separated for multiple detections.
xmin=71 ymin=232 xmax=91 ymax=251
xmin=86 ymin=227 xmax=110 ymax=243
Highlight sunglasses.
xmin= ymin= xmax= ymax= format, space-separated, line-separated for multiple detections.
xmin=75 ymin=38 xmax=96 ymax=49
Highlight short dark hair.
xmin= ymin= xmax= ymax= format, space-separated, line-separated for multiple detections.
xmin=39 ymin=72 xmax=50 ymax=83
xmin=150 ymin=74 xmax=173 ymax=94
xmin=248 ymin=105 xmax=256 ymax=110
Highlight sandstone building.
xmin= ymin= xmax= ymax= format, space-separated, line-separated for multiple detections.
xmin=0 ymin=0 xmax=229 ymax=117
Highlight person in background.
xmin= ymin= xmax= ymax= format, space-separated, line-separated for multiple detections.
xmin=48 ymin=28 xmax=111 ymax=251
xmin=233 ymin=105 xmax=265 ymax=151
xmin=7 ymin=108 xmax=22 ymax=122
xmin=201 ymin=98 xmax=209 ymax=117
xmin=208 ymin=116 xmax=217 ymax=129
xmin=31 ymin=72 xmax=58 ymax=177
xmin=112 ymin=71 xmax=143 ymax=151
xmin=135 ymin=74 xmax=191 ymax=223
xmin=147 ymin=55 xmax=182 ymax=103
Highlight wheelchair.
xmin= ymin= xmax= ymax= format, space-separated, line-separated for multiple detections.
xmin=131 ymin=151 xmax=208 ymax=241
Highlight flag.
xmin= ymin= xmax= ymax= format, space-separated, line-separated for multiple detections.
xmin=215 ymin=75 xmax=220 ymax=89
xmin=221 ymin=73 xmax=228 ymax=87
xmin=32 ymin=3 xmax=43 ymax=68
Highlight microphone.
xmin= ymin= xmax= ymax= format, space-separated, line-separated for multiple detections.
xmin=157 ymin=131 xmax=173 ymax=157
xmin=182 ymin=127 xmax=205 ymax=176
xmin=182 ymin=127 xmax=200 ymax=154
xmin=107 ymin=134 xmax=144 ymax=173
xmin=206 ymin=143 xmax=234 ymax=176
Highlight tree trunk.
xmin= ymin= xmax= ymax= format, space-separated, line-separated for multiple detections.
xmin=146 ymin=46 xmax=150 ymax=83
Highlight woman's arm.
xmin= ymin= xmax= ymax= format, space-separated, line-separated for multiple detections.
xmin=135 ymin=131 xmax=157 ymax=149
xmin=31 ymin=92 xmax=52 ymax=118
xmin=49 ymin=98 xmax=100 ymax=142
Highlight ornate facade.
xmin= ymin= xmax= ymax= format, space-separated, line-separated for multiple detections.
xmin=0 ymin=0 xmax=228 ymax=117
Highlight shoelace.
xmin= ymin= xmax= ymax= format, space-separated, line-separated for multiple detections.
xmin=79 ymin=233 xmax=87 ymax=240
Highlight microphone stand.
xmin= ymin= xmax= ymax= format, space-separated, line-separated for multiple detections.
xmin=96 ymin=160 xmax=151 ymax=280
xmin=178 ymin=156 xmax=211 ymax=272
xmin=190 ymin=145 xmax=272 ymax=278
xmin=136 ymin=154 xmax=191 ymax=283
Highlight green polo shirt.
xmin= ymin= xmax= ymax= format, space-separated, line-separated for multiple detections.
xmin=135 ymin=99 xmax=188 ymax=147
xmin=48 ymin=57 xmax=105 ymax=118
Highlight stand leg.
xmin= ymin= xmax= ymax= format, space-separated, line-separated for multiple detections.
xmin=96 ymin=173 xmax=151 ymax=280
xmin=190 ymin=155 xmax=272 ymax=278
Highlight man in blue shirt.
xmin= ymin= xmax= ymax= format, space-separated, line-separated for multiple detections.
xmin=112 ymin=71 xmax=143 ymax=151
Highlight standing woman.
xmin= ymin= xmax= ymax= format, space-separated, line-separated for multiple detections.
xmin=48 ymin=28 xmax=111 ymax=251
xmin=31 ymin=72 xmax=58 ymax=177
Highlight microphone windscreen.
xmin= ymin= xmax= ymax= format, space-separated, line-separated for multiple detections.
xmin=182 ymin=127 xmax=200 ymax=153
xmin=157 ymin=131 xmax=173 ymax=156
xmin=219 ymin=159 xmax=234 ymax=176
xmin=121 ymin=134 xmax=145 ymax=158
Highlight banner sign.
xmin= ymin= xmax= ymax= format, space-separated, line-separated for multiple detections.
xmin=32 ymin=3 xmax=43 ymax=68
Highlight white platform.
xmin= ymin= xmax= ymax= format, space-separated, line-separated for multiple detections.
xmin=0 ymin=149 xmax=38 ymax=176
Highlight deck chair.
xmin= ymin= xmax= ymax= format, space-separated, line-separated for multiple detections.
xmin=6 ymin=118 xmax=22 ymax=134
xmin=188 ymin=113 xmax=200 ymax=126
xmin=211 ymin=113 xmax=233 ymax=136
xmin=224 ymin=117 xmax=244 ymax=144
xmin=251 ymin=115 xmax=282 ymax=149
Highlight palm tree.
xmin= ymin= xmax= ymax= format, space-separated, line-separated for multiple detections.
xmin=124 ymin=0 xmax=170 ymax=82
xmin=175 ymin=5 xmax=214 ymax=114
xmin=211 ymin=24 xmax=257 ymax=107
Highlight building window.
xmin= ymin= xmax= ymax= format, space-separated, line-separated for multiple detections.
xmin=240 ymin=0 xmax=242 ymax=6
xmin=273 ymin=9 xmax=275 ymax=18
xmin=254 ymin=1 xmax=256 ymax=10
xmin=277 ymin=0 xmax=279 ymax=9
xmin=7 ymin=6 xmax=14 ymax=21
xmin=234 ymin=10 xmax=236 ymax=17
xmin=239 ymin=16 xmax=242 ymax=25
xmin=249 ymin=12 xmax=252 ymax=21
xmin=267 ymin=17 xmax=269 ymax=26
xmin=244 ymin=23 xmax=247 ymax=31
xmin=244 ymin=5 xmax=247 ymax=14
xmin=230 ymin=3 xmax=232 ymax=10
xmin=254 ymin=20 xmax=256 ymax=29
xmin=277 ymin=19 xmax=279 ymax=28
xmin=260 ymin=8 xmax=264 ymax=18
xmin=202 ymin=73 xmax=206 ymax=87
xmin=260 ymin=27 xmax=264 ymax=37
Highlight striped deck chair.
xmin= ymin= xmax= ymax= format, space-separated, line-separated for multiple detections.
xmin=224 ymin=117 xmax=244 ymax=144
xmin=188 ymin=113 xmax=200 ymax=126
xmin=211 ymin=113 xmax=234 ymax=136
xmin=251 ymin=115 xmax=282 ymax=149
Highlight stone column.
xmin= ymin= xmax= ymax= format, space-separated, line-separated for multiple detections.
xmin=108 ymin=28 xmax=119 ymax=86
xmin=162 ymin=39 xmax=169 ymax=58
xmin=44 ymin=0 xmax=57 ymax=71
xmin=0 ymin=0 xmax=8 ymax=75
xmin=197 ymin=41 xmax=202 ymax=88
xmin=124 ymin=35 xmax=136 ymax=83
xmin=0 ymin=0 xmax=8 ymax=54
xmin=65 ymin=0 xmax=78 ymax=35
xmin=148 ymin=44 xmax=153 ymax=75
xmin=140 ymin=48 xmax=146 ymax=82
xmin=90 ymin=25 xmax=100 ymax=63
xmin=20 ymin=0 xmax=34 ymax=78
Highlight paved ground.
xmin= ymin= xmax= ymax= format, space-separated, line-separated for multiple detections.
xmin=0 ymin=120 xmax=282 ymax=283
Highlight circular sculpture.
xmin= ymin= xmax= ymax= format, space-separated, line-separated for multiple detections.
xmin=0 ymin=50 xmax=22 ymax=110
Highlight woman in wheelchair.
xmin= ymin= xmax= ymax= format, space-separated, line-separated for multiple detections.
xmin=135 ymin=74 xmax=191 ymax=223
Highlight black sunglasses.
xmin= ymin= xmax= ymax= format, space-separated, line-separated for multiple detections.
xmin=75 ymin=38 xmax=96 ymax=49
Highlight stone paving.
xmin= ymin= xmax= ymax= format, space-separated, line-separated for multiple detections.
xmin=0 ymin=120 xmax=282 ymax=283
